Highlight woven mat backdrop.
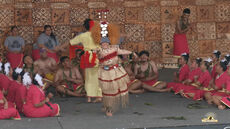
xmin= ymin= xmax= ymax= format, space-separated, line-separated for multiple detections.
xmin=0 ymin=0 xmax=230 ymax=63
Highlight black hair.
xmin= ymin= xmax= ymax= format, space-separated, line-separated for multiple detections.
xmin=203 ymin=61 xmax=211 ymax=70
xmin=60 ymin=56 xmax=69 ymax=63
xmin=12 ymin=68 xmax=25 ymax=81
xmin=139 ymin=50 xmax=149 ymax=57
xmin=43 ymin=25 xmax=57 ymax=45
xmin=118 ymin=55 xmax=123 ymax=59
xmin=181 ymin=54 xmax=189 ymax=63
xmin=220 ymin=60 xmax=228 ymax=72
xmin=83 ymin=19 xmax=92 ymax=31
xmin=32 ymin=75 xmax=39 ymax=86
xmin=195 ymin=58 xmax=202 ymax=67
xmin=11 ymin=26 xmax=18 ymax=32
xmin=213 ymin=51 xmax=221 ymax=59
xmin=225 ymin=55 xmax=230 ymax=64
xmin=183 ymin=8 xmax=191 ymax=14
xmin=75 ymin=49 xmax=85 ymax=58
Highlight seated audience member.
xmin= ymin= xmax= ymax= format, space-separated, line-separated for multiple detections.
xmin=34 ymin=48 xmax=57 ymax=88
xmin=32 ymin=25 xmax=60 ymax=63
xmin=134 ymin=51 xmax=169 ymax=93
xmin=4 ymin=26 xmax=24 ymax=69
xmin=23 ymin=55 xmax=35 ymax=77
xmin=23 ymin=73 xmax=60 ymax=118
xmin=55 ymin=56 xmax=85 ymax=97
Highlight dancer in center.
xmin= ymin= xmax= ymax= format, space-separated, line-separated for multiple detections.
xmin=93 ymin=21 xmax=137 ymax=116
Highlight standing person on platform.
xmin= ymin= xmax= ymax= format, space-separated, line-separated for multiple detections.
xmin=32 ymin=25 xmax=60 ymax=63
xmin=4 ymin=26 xmax=25 ymax=69
xmin=173 ymin=8 xmax=190 ymax=56
xmin=58 ymin=19 xmax=102 ymax=103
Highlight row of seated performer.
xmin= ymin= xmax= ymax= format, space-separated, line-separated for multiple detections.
xmin=167 ymin=50 xmax=230 ymax=110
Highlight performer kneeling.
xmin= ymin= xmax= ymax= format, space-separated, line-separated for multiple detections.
xmin=134 ymin=51 xmax=169 ymax=93
xmin=0 ymin=90 xmax=21 ymax=120
xmin=23 ymin=73 xmax=60 ymax=118
xmin=55 ymin=56 xmax=85 ymax=97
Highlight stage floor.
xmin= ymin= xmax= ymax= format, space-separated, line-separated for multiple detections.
xmin=1 ymin=69 xmax=230 ymax=129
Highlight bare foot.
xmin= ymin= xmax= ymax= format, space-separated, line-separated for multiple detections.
xmin=207 ymin=100 xmax=213 ymax=105
xmin=87 ymin=97 xmax=91 ymax=103
xmin=101 ymin=107 xmax=106 ymax=112
xmin=218 ymin=105 xmax=226 ymax=110
xmin=93 ymin=98 xmax=102 ymax=103
xmin=106 ymin=111 xmax=113 ymax=117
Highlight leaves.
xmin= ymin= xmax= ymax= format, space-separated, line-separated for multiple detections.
xmin=161 ymin=116 xmax=186 ymax=120
xmin=144 ymin=102 xmax=153 ymax=106
xmin=187 ymin=102 xmax=208 ymax=109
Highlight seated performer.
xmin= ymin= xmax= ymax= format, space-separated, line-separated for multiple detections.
xmin=55 ymin=56 xmax=85 ymax=97
xmin=32 ymin=25 xmax=60 ymax=63
xmin=23 ymin=55 xmax=35 ymax=77
xmin=211 ymin=50 xmax=221 ymax=79
xmin=134 ymin=51 xmax=169 ymax=93
xmin=23 ymin=73 xmax=60 ymax=118
xmin=204 ymin=60 xmax=229 ymax=104
xmin=167 ymin=53 xmax=190 ymax=93
xmin=34 ymin=48 xmax=57 ymax=88
xmin=0 ymin=90 xmax=21 ymax=120
xmin=183 ymin=59 xmax=212 ymax=100
xmin=173 ymin=8 xmax=190 ymax=56
xmin=4 ymin=26 xmax=24 ymax=69
xmin=6 ymin=68 xmax=23 ymax=103
xmin=71 ymin=48 xmax=85 ymax=78
xmin=119 ymin=55 xmax=143 ymax=94
xmin=211 ymin=61 xmax=230 ymax=109
xmin=175 ymin=58 xmax=202 ymax=94
xmin=0 ymin=62 xmax=13 ymax=95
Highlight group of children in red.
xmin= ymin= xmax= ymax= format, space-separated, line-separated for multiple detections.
xmin=0 ymin=61 xmax=60 ymax=120
xmin=167 ymin=50 xmax=230 ymax=110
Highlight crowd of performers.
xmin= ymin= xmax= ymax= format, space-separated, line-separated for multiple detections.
xmin=1 ymin=8 xmax=230 ymax=120
xmin=167 ymin=51 xmax=230 ymax=110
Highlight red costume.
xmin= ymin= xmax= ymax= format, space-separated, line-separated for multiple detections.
xmin=23 ymin=85 xmax=60 ymax=118
xmin=167 ymin=64 xmax=190 ymax=93
xmin=6 ymin=52 xmax=23 ymax=69
xmin=173 ymin=34 xmax=189 ymax=56
xmin=174 ymin=67 xmax=202 ymax=94
xmin=0 ymin=90 xmax=21 ymax=120
xmin=211 ymin=64 xmax=218 ymax=79
xmin=183 ymin=71 xmax=212 ymax=100
xmin=0 ymin=74 xmax=12 ymax=92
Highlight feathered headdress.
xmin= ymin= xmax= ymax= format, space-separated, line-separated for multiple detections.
xmin=22 ymin=72 xmax=32 ymax=86
xmin=91 ymin=21 xmax=120 ymax=45
xmin=204 ymin=58 xmax=213 ymax=63
xmin=35 ymin=74 xmax=44 ymax=87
